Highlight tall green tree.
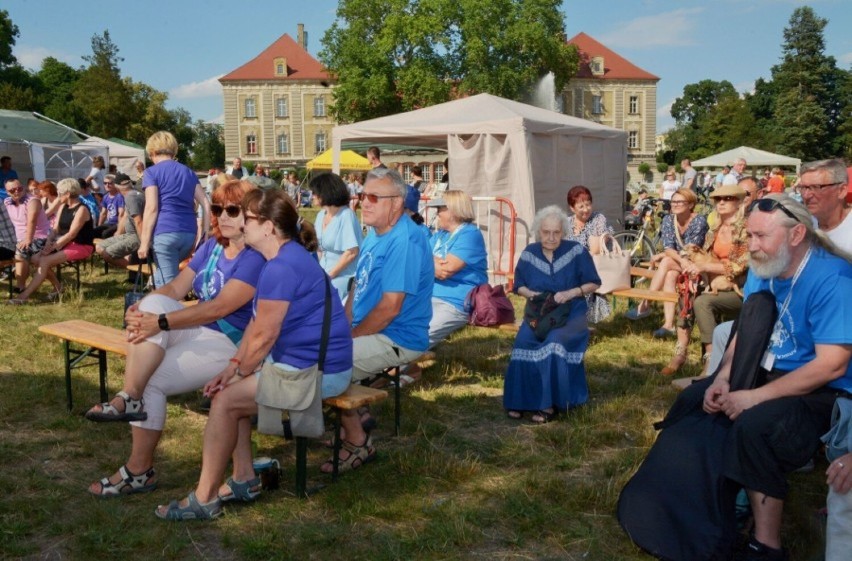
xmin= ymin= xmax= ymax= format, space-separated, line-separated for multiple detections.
xmin=0 ymin=10 xmax=40 ymax=110
xmin=37 ymin=57 xmax=86 ymax=130
xmin=771 ymin=6 xmax=844 ymax=159
xmin=0 ymin=9 xmax=19 ymax=70
xmin=667 ymin=79 xmax=738 ymax=159
xmin=320 ymin=0 xmax=577 ymax=123
xmin=73 ymin=31 xmax=134 ymax=138
xmin=190 ymin=122 xmax=225 ymax=169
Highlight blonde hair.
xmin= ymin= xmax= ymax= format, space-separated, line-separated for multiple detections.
xmin=56 ymin=177 xmax=81 ymax=197
xmin=442 ymin=190 xmax=475 ymax=223
xmin=146 ymin=131 xmax=179 ymax=159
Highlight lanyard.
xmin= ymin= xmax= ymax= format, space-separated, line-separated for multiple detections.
xmin=769 ymin=246 xmax=812 ymax=326
xmin=201 ymin=242 xmax=224 ymax=301
xmin=432 ymin=223 xmax=467 ymax=258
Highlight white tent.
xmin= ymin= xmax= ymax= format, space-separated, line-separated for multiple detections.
xmin=692 ymin=146 xmax=801 ymax=170
xmin=77 ymin=136 xmax=145 ymax=177
xmin=332 ymin=94 xmax=627 ymax=261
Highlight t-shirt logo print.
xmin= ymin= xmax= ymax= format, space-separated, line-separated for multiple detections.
xmin=770 ymin=310 xmax=797 ymax=360
xmin=206 ymin=270 xmax=226 ymax=299
xmin=352 ymin=251 xmax=373 ymax=303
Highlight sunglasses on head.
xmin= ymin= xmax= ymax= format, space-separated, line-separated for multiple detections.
xmin=712 ymin=195 xmax=740 ymax=202
xmin=359 ymin=192 xmax=399 ymax=203
xmin=7 ymin=186 xmax=23 ymax=193
xmin=748 ymin=199 xmax=800 ymax=223
xmin=210 ymin=204 xmax=242 ymax=218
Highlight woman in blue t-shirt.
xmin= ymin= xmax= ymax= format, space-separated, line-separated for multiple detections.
xmin=155 ymin=189 xmax=353 ymax=521
xmin=311 ymin=173 xmax=363 ymax=301
xmin=399 ymin=191 xmax=487 ymax=384
xmin=138 ymin=131 xmax=210 ymax=286
xmin=84 ymin=180 xmax=265 ymax=498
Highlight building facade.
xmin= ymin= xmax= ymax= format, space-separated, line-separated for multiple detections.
xmin=563 ymin=33 xmax=659 ymax=185
xmin=219 ymin=25 xmax=336 ymax=169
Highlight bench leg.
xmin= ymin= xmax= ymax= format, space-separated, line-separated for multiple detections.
xmin=391 ymin=366 xmax=401 ymax=437
xmin=97 ymin=349 xmax=108 ymax=404
xmin=64 ymin=340 xmax=73 ymax=411
xmin=295 ymin=436 xmax=308 ymax=498
xmin=332 ymin=408 xmax=342 ymax=481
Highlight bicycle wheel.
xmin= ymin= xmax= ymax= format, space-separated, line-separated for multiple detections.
xmin=612 ymin=231 xmax=656 ymax=267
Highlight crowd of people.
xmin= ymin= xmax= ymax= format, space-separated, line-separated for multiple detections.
xmin=2 ymin=145 xmax=851 ymax=560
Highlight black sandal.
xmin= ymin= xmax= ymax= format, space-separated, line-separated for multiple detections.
xmin=530 ymin=409 xmax=555 ymax=424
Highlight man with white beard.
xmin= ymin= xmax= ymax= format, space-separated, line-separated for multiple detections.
xmin=698 ymin=194 xmax=852 ymax=560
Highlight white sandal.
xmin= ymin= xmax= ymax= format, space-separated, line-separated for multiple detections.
xmin=84 ymin=391 xmax=147 ymax=422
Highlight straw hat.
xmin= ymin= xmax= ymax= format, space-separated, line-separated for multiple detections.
xmin=711 ymin=183 xmax=747 ymax=199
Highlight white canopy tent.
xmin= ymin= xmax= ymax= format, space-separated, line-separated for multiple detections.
xmin=692 ymin=146 xmax=801 ymax=170
xmin=332 ymin=94 xmax=627 ymax=268
xmin=77 ymin=136 xmax=145 ymax=177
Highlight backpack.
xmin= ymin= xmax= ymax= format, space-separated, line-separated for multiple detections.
xmin=464 ymin=283 xmax=515 ymax=327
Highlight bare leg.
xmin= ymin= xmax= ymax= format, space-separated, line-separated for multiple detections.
xmin=662 ymin=326 xmax=690 ymax=375
xmin=225 ymin=416 xmax=256 ymax=490
xmin=14 ymin=258 xmax=29 ymax=290
xmin=160 ymin=376 xmax=258 ymax=508
xmin=86 ymin=341 xmax=165 ymax=415
xmin=16 ymin=251 xmax=66 ymax=300
xmin=662 ymin=269 xmax=680 ymax=330
xmin=748 ymin=489 xmax=784 ymax=549
xmin=320 ymin=410 xmax=366 ymax=473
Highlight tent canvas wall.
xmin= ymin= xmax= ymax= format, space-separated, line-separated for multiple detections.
xmin=692 ymin=146 xmax=801 ymax=170
xmin=332 ymin=94 xmax=627 ymax=278
xmin=0 ymin=110 xmax=99 ymax=182
xmin=77 ymin=136 xmax=145 ymax=177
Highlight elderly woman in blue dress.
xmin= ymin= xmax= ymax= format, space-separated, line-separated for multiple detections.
xmin=504 ymin=205 xmax=600 ymax=423
xmin=312 ymin=173 xmax=363 ymax=301
xmin=565 ymin=185 xmax=613 ymax=323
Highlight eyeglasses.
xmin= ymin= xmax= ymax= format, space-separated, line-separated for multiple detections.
xmin=103 ymin=181 xmax=114 ymax=185
xmin=669 ymin=200 xmax=688 ymax=206
xmin=748 ymin=199 xmax=800 ymax=223
xmin=243 ymin=213 xmax=261 ymax=223
xmin=359 ymin=192 xmax=400 ymax=203
xmin=798 ymin=182 xmax=841 ymax=193
xmin=210 ymin=204 xmax=242 ymax=218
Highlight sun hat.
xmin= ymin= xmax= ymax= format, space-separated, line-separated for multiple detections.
xmin=710 ymin=184 xmax=747 ymax=199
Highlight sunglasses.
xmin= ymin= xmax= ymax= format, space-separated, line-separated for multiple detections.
xmin=748 ymin=199 xmax=800 ymax=223
xmin=103 ymin=181 xmax=114 ymax=185
xmin=712 ymin=195 xmax=740 ymax=202
xmin=6 ymin=187 xmax=23 ymax=193
xmin=359 ymin=192 xmax=400 ymax=203
xmin=210 ymin=204 xmax=242 ymax=218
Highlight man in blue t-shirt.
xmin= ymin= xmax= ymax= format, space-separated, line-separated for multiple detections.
xmin=336 ymin=168 xmax=433 ymax=470
xmin=698 ymin=195 xmax=852 ymax=559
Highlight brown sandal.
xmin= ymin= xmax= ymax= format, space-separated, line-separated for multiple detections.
xmin=661 ymin=344 xmax=688 ymax=376
xmin=320 ymin=436 xmax=376 ymax=474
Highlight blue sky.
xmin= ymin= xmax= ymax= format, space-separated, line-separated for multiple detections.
xmin=5 ymin=0 xmax=851 ymax=132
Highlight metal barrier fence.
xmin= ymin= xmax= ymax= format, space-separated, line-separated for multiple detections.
xmin=421 ymin=196 xmax=517 ymax=288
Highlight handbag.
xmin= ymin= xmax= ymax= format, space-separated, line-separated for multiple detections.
xmin=523 ymin=292 xmax=573 ymax=341
xmin=822 ymin=398 xmax=852 ymax=463
xmin=592 ymin=236 xmax=631 ymax=294
xmin=123 ymin=257 xmax=154 ymax=328
xmin=464 ymin=283 xmax=515 ymax=327
xmin=255 ymin=275 xmax=332 ymax=439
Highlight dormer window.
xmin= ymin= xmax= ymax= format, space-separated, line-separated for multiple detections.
xmin=274 ymin=57 xmax=288 ymax=77
xmin=591 ymin=56 xmax=604 ymax=76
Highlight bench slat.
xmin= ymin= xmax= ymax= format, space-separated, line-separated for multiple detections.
xmin=323 ymin=385 xmax=388 ymax=410
xmin=39 ymin=320 xmax=129 ymax=355
xmin=630 ymin=266 xmax=656 ymax=280
xmin=610 ymin=287 xmax=679 ymax=303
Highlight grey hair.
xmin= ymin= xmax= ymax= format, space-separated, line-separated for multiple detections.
xmin=760 ymin=193 xmax=852 ymax=263
xmin=366 ymin=167 xmax=408 ymax=198
xmin=532 ymin=205 xmax=570 ymax=242
xmin=56 ymin=177 xmax=81 ymax=197
xmin=799 ymin=158 xmax=848 ymax=185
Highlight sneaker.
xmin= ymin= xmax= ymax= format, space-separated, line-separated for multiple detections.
xmin=741 ymin=536 xmax=787 ymax=561
xmin=793 ymin=458 xmax=815 ymax=473
xmin=652 ymin=327 xmax=675 ymax=339
xmin=624 ymin=307 xmax=651 ymax=320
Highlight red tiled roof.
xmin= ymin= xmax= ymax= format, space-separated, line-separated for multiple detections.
xmin=567 ymin=32 xmax=659 ymax=81
xmin=219 ymin=34 xmax=332 ymax=82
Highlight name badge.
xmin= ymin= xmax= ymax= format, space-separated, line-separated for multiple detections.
xmin=760 ymin=350 xmax=775 ymax=371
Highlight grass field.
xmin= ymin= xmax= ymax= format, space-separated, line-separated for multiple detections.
xmin=0 ymin=251 xmax=831 ymax=560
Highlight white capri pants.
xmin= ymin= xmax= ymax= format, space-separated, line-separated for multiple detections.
xmin=827 ymin=486 xmax=852 ymax=561
xmin=129 ymin=294 xmax=237 ymax=431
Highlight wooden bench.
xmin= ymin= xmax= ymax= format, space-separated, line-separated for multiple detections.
xmin=630 ymin=266 xmax=656 ymax=280
xmin=610 ymin=287 xmax=679 ymax=304
xmin=38 ymin=319 xmax=388 ymax=498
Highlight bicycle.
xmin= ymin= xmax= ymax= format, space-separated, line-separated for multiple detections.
xmin=612 ymin=197 xmax=666 ymax=267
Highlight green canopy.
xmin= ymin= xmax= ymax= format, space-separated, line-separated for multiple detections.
xmin=0 ymin=110 xmax=85 ymax=144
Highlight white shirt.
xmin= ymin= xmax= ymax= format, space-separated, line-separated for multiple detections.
xmin=660 ymin=179 xmax=681 ymax=200
xmin=826 ymin=209 xmax=852 ymax=254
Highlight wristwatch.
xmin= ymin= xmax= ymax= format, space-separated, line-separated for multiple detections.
xmin=157 ymin=313 xmax=170 ymax=331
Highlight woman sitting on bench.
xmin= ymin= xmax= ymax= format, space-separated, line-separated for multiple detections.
xmin=10 ymin=178 xmax=93 ymax=304
xmin=155 ymin=189 xmax=353 ymax=521
xmin=84 ymin=180 xmax=266 ymax=498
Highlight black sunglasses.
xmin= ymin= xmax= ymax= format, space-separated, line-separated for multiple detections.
xmin=210 ymin=204 xmax=242 ymax=218
xmin=748 ymin=199 xmax=800 ymax=223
